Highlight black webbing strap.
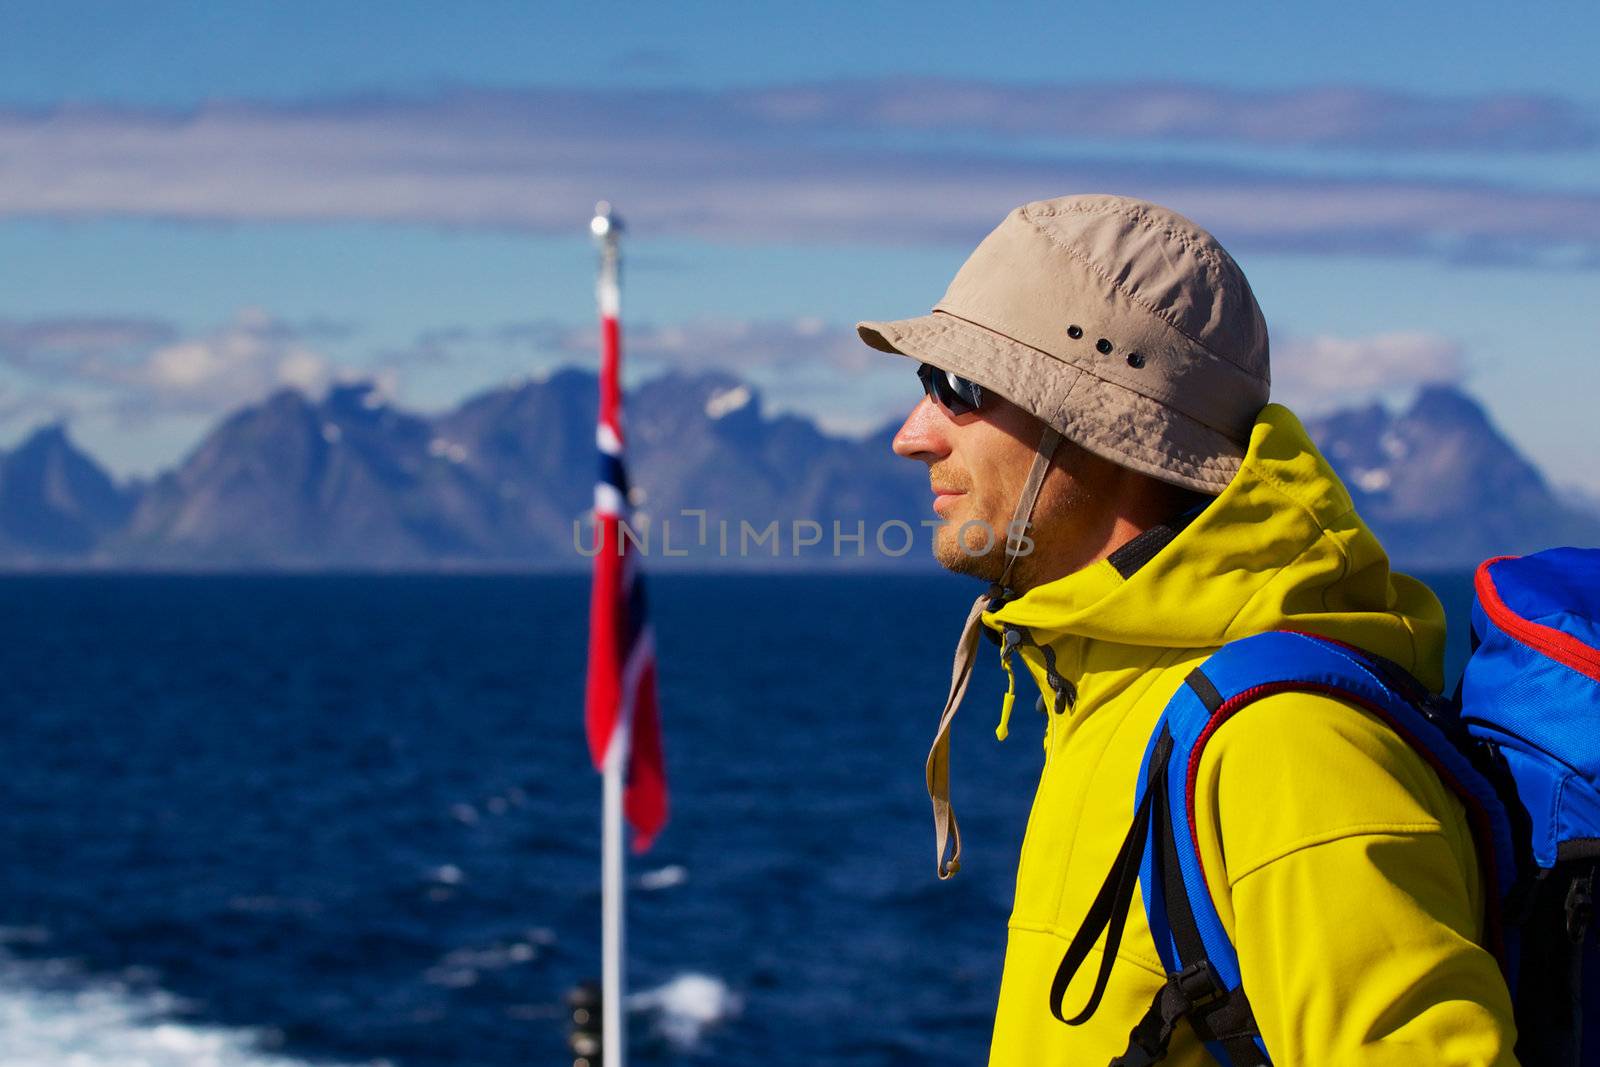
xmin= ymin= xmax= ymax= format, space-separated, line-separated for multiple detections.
xmin=1050 ymin=730 xmax=1175 ymax=1025
xmin=1111 ymin=961 xmax=1241 ymax=1067
xmin=1052 ymin=671 xmax=1270 ymax=1066
xmin=1108 ymin=669 xmax=1268 ymax=1067
xmin=1185 ymin=667 xmax=1225 ymax=715
xmin=1138 ymin=719 xmax=1268 ymax=1065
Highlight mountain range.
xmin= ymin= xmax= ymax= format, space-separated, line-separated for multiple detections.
xmin=0 ymin=372 xmax=1593 ymax=570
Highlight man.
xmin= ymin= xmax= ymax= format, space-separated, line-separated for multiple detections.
xmin=857 ymin=195 xmax=1516 ymax=1065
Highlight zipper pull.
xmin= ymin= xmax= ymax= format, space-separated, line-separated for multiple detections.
xmin=1047 ymin=673 xmax=1076 ymax=715
xmin=996 ymin=628 xmax=1022 ymax=741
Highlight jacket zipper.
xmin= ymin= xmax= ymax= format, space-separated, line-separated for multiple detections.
xmin=996 ymin=623 xmax=1077 ymax=742
xmin=1475 ymin=556 xmax=1600 ymax=683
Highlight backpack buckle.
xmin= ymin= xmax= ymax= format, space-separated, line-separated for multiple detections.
xmin=1113 ymin=962 xmax=1229 ymax=1067
xmin=1172 ymin=960 xmax=1225 ymax=1014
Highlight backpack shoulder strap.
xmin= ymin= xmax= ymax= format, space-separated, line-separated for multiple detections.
xmin=1052 ymin=630 xmax=1516 ymax=1067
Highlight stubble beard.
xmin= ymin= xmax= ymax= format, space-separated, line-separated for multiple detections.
xmin=928 ymin=483 xmax=1011 ymax=579
xmin=926 ymin=459 xmax=1007 ymax=582
xmin=931 ymin=471 xmax=1091 ymax=590
xmin=932 ymin=515 xmax=1008 ymax=583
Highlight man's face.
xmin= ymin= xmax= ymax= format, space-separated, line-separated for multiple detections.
xmin=891 ymin=374 xmax=1118 ymax=586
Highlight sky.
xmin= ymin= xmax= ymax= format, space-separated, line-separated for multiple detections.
xmin=1 ymin=0 xmax=1598 ymax=494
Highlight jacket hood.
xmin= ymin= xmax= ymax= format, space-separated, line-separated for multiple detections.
xmin=984 ymin=403 xmax=1446 ymax=692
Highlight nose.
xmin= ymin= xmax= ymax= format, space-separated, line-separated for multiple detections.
xmin=892 ymin=396 xmax=953 ymax=463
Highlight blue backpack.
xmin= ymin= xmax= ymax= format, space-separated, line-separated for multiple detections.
xmin=1052 ymin=547 xmax=1600 ymax=1066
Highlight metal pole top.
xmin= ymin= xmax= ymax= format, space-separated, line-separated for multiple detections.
xmin=591 ymin=201 xmax=624 ymax=245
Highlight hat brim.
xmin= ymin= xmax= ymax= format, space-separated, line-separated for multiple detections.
xmin=858 ymin=311 xmax=1242 ymax=494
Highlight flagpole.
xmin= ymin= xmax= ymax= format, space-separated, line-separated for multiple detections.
xmin=592 ymin=201 xmax=627 ymax=1067
xmin=601 ymin=721 xmax=628 ymax=1067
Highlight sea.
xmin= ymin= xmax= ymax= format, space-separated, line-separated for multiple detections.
xmin=0 ymin=571 xmax=1475 ymax=1067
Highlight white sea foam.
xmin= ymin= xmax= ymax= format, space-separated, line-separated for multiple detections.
xmin=0 ymin=952 xmax=376 ymax=1067
xmin=637 ymin=864 xmax=688 ymax=891
xmin=427 ymin=864 xmax=465 ymax=885
xmin=422 ymin=938 xmax=541 ymax=988
xmin=628 ymin=972 xmax=741 ymax=1050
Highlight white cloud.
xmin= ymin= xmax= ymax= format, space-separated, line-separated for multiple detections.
xmin=0 ymin=316 xmax=178 ymax=370
xmin=592 ymin=317 xmax=876 ymax=374
xmin=0 ymin=307 xmax=1495 ymax=479
xmin=0 ymin=310 xmax=390 ymax=474
xmin=135 ymin=308 xmax=331 ymax=411
xmin=741 ymin=81 xmax=1597 ymax=152
xmin=1 ymin=86 xmax=1599 ymax=265
xmin=381 ymin=315 xmax=915 ymax=435
xmin=394 ymin=315 xmax=878 ymax=377
xmin=0 ymin=308 xmax=337 ymax=422
xmin=1273 ymin=330 xmax=1465 ymax=411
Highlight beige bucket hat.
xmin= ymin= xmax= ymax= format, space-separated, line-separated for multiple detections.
xmin=858 ymin=194 xmax=1270 ymax=494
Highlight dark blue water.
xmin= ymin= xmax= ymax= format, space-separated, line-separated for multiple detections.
xmin=0 ymin=572 xmax=1473 ymax=1066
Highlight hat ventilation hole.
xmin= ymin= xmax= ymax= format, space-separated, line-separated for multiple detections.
xmin=1096 ymin=338 xmax=1113 ymax=354
xmin=1127 ymin=352 xmax=1145 ymax=369
xmin=1067 ymin=325 xmax=1083 ymax=339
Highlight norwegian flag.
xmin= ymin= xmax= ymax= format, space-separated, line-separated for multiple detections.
xmin=583 ymin=246 xmax=668 ymax=852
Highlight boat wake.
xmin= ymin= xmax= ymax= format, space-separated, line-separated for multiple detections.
xmin=628 ymin=972 xmax=741 ymax=1051
xmin=0 ymin=948 xmax=370 ymax=1067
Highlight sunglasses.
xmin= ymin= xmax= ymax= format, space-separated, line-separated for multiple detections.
xmin=917 ymin=362 xmax=985 ymax=416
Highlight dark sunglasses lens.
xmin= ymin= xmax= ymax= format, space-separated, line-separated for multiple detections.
xmin=918 ymin=363 xmax=981 ymax=414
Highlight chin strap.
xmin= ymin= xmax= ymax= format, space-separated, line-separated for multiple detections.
xmin=926 ymin=426 xmax=1062 ymax=878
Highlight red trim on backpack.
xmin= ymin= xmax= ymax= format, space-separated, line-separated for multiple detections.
xmin=1181 ymin=681 xmax=1510 ymax=975
xmin=1476 ymin=556 xmax=1600 ymax=683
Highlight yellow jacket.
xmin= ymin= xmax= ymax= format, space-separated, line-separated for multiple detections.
xmin=983 ymin=405 xmax=1516 ymax=1066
